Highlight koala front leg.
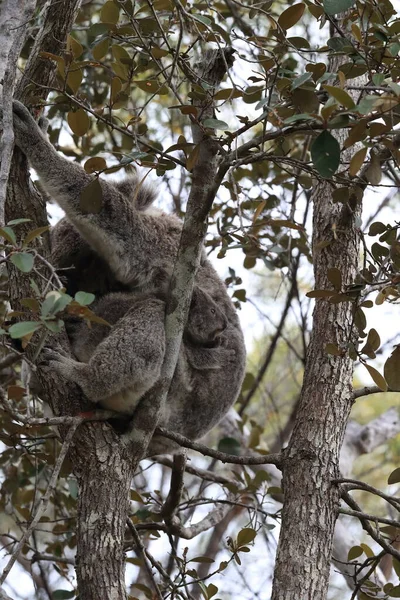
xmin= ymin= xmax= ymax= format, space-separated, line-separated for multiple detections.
xmin=41 ymin=345 xmax=90 ymax=391
xmin=41 ymin=297 xmax=166 ymax=414
xmin=3 ymin=101 xmax=171 ymax=285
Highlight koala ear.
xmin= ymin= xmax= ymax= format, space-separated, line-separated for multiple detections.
xmin=114 ymin=175 xmax=157 ymax=211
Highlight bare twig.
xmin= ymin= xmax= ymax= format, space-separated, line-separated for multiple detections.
xmin=341 ymin=490 xmax=400 ymax=561
xmin=161 ymin=451 xmax=187 ymax=522
xmin=156 ymin=426 xmax=282 ymax=466
xmin=126 ymin=521 xmax=163 ymax=600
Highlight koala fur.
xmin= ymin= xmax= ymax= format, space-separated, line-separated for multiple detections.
xmin=6 ymin=100 xmax=246 ymax=456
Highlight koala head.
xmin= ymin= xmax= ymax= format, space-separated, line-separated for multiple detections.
xmin=185 ymin=287 xmax=227 ymax=346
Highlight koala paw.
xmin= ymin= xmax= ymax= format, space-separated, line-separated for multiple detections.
xmin=39 ymin=345 xmax=78 ymax=382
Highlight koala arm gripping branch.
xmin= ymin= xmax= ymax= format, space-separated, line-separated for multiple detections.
xmin=6 ymin=101 xmax=180 ymax=286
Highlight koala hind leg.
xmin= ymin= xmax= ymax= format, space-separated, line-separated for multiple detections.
xmin=41 ymin=297 xmax=166 ymax=414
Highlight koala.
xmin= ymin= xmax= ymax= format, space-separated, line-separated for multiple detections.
xmin=5 ymin=100 xmax=246 ymax=456
xmin=66 ymin=286 xmax=233 ymax=371
xmin=41 ymin=286 xmax=236 ymax=412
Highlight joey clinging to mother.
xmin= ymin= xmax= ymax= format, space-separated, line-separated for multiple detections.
xmin=5 ymin=100 xmax=246 ymax=455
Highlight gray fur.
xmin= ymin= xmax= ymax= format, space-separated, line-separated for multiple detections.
xmin=7 ymin=100 xmax=246 ymax=456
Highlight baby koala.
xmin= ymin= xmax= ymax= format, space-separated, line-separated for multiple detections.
xmin=184 ymin=287 xmax=235 ymax=370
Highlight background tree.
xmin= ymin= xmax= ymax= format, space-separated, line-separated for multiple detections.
xmin=0 ymin=0 xmax=400 ymax=599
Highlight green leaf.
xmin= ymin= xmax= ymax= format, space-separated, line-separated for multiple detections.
xmin=384 ymin=347 xmax=400 ymax=391
xmin=365 ymin=328 xmax=381 ymax=352
xmin=42 ymin=291 xmax=72 ymax=317
xmin=306 ymin=290 xmax=334 ymax=298
xmin=388 ymin=468 xmax=400 ymax=485
xmin=322 ymin=85 xmax=355 ymax=109
xmin=364 ymin=364 xmax=388 ymax=392
xmin=0 ymin=227 xmax=17 ymax=245
xmin=348 ymin=545 xmax=363 ymax=561
xmin=325 ymin=343 xmax=342 ymax=356
xmin=283 ymin=113 xmax=314 ymax=124
xmin=9 ymin=321 xmax=41 ymax=339
xmin=92 ymin=38 xmax=109 ymax=60
xmin=23 ymin=226 xmax=50 ymax=246
xmin=368 ymin=222 xmax=386 ymax=236
xmin=324 ymin=0 xmax=355 ymax=15
xmin=75 ymin=291 xmax=95 ymax=306
xmin=291 ymin=72 xmax=313 ymax=90
xmin=53 ymin=591 xmax=75 ymax=600
xmin=189 ymin=556 xmax=215 ymax=563
xmin=237 ymin=528 xmax=257 ymax=546
xmin=365 ymin=154 xmax=382 ymax=185
xmin=10 ymin=252 xmax=34 ymax=273
xmin=100 ymin=1 xmax=119 ymax=24
xmin=80 ymin=178 xmax=103 ymax=214
xmin=68 ymin=108 xmax=90 ymax=137
xmin=218 ymin=437 xmax=241 ymax=455
xmin=311 ymin=131 xmax=340 ymax=178
xmin=203 ymin=118 xmax=229 ymax=130
xmin=7 ymin=218 xmax=31 ymax=226
xmin=134 ymin=80 xmax=168 ymax=95
xmin=191 ymin=14 xmax=212 ymax=26
xmin=278 ymin=3 xmax=305 ymax=29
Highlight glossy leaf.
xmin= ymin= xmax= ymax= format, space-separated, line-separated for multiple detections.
xmin=68 ymin=108 xmax=90 ymax=137
xmin=10 ymin=252 xmax=34 ymax=273
xmin=324 ymin=0 xmax=355 ymax=15
xmin=364 ymin=364 xmax=388 ymax=391
xmin=84 ymin=157 xmax=107 ymax=174
xmin=278 ymin=4 xmax=305 ymax=29
xmin=237 ymin=528 xmax=257 ymax=546
xmin=349 ymin=147 xmax=368 ymax=177
xmin=311 ymin=131 xmax=340 ymax=178
xmin=388 ymin=467 xmax=400 ymax=485
xmin=203 ymin=118 xmax=229 ymax=130
xmin=384 ymin=347 xmax=400 ymax=390
xmin=9 ymin=321 xmax=41 ymax=339
xmin=75 ymin=291 xmax=95 ymax=306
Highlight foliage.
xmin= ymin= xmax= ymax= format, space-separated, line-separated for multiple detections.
xmin=1 ymin=0 xmax=400 ymax=598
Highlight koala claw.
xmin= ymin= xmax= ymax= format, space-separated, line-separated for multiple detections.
xmin=39 ymin=345 xmax=70 ymax=369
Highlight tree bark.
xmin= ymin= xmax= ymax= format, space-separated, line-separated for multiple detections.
xmin=270 ymin=53 xmax=363 ymax=600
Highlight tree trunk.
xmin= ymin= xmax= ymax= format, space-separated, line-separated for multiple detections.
xmin=270 ymin=55 xmax=363 ymax=600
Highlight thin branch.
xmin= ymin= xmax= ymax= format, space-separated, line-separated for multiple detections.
xmin=339 ymin=507 xmax=400 ymax=528
xmin=156 ymin=456 xmax=236 ymax=486
xmin=239 ymin=275 xmax=298 ymax=416
xmin=353 ymin=385 xmax=397 ymax=399
xmin=126 ymin=521 xmax=163 ymax=600
xmin=155 ymin=427 xmax=282 ymax=466
xmin=341 ymin=490 xmax=400 ymax=562
xmin=161 ymin=451 xmax=187 ymax=522
xmin=335 ymin=478 xmax=400 ymax=510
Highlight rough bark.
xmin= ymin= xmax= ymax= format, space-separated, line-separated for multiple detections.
xmin=270 ymin=54 xmax=364 ymax=600
xmin=0 ymin=0 xmax=36 ymax=224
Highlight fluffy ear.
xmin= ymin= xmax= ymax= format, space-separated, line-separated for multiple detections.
xmin=114 ymin=175 xmax=157 ymax=211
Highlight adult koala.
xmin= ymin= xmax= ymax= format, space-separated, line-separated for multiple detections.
xmin=5 ymin=100 xmax=246 ymax=455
